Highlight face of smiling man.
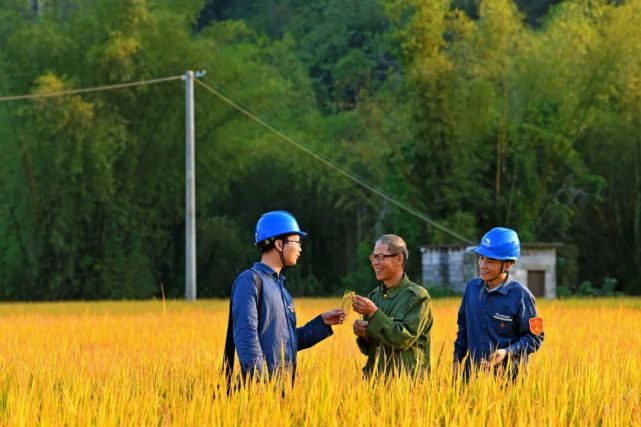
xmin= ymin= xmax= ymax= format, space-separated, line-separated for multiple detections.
xmin=280 ymin=234 xmax=302 ymax=266
xmin=370 ymin=242 xmax=404 ymax=287
xmin=478 ymin=255 xmax=514 ymax=288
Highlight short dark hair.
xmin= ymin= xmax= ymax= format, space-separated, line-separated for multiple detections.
xmin=258 ymin=233 xmax=296 ymax=253
xmin=375 ymin=234 xmax=408 ymax=265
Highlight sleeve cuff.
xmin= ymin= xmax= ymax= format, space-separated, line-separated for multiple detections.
xmin=366 ymin=309 xmax=391 ymax=333
xmin=312 ymin=315 xmax=333 ymax=337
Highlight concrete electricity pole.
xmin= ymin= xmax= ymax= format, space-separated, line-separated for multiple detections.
xmin=184 ymin=69 xmax=205 ymax=301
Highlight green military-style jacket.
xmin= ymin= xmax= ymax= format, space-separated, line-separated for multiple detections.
xmin=357 ymin=274 xmax=433 ymax=377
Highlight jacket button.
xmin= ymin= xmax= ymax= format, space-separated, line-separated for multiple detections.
xmin=383 ymin=294 xmax=388 ymax=299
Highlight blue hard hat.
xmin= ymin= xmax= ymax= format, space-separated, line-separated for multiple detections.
xmin=255 ymin=210 xmax=307 ymax=246
xmin=473 ymin=227 xmax=520 ymax=261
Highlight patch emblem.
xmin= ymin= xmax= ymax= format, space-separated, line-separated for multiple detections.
xmin=529 ymin=317 xmax=543 ymax=336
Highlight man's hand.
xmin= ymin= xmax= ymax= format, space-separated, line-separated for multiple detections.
xmin=485 ymin=348 xmax=507 ymax=368
xmin=452 ymin=360 xmax=460 ymax=378
xmin=352 ymin=295 xmax=378 ymax=317
xmin=353 ymin=319 xmax=369 ymax=338
xmin=321 ymin=309 xmax=346 ymax=325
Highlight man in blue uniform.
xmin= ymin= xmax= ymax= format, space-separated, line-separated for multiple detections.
xmin=226 ymin=210 xmax=345 ymax=383
xmin=453 ymin=227 xmax=544 ymax=380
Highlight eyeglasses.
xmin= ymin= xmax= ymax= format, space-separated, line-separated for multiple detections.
xmin=284 ymin=239 xmax=302 ymax=248
xmin=369 ymin=253 xmax=399 ymax=262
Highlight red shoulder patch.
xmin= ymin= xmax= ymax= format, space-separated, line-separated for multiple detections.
xmin=529 ymin=317 xmax=543 ymax=336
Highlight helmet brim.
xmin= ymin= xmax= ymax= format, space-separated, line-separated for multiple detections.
xmin=255 ymin=230 xmax=307 ymax=247
xmin=473 ymin=246 xmax=517 ymax=261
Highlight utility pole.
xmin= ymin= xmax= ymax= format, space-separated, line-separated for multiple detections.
xmin=184 ymin=69 xmax=206 ymax=300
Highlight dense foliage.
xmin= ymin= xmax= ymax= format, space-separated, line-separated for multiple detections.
xmin=1 ymin=0 xmax=640 ymax=299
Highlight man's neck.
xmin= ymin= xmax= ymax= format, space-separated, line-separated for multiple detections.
xmin=486 ymin=273 xmax=508 ymax=290
xmin=260 ymin=253 xmax=283 ymax=275
xmin=383 ymin=271 xmax=404 ymax=289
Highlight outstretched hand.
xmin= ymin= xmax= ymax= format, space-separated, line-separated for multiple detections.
xmin=321 ymin=309 xmax=346 ymax=325
xmin=352 ymin=295 xmax=378 ymax=317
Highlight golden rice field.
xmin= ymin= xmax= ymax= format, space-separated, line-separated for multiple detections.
xmin=0 ymin=297 xmax=640 ymax=426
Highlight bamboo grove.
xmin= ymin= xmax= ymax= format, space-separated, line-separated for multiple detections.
xmin=1 ymin=0 xmax=641 ymax=299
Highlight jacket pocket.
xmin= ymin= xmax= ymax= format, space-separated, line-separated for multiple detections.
xmin=491 ymin=314 xmax=514 ymax=336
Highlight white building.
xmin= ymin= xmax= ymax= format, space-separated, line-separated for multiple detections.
xmin=420 ymin=243 xmax=561 ymax=298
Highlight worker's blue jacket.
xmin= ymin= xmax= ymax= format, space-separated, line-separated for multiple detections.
xmin=231 ymin=262 xmax=333 ymax=377
xmin=453 ymin=275 xmax=544 ymax=378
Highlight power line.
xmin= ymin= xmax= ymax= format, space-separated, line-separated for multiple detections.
xmin=195 ymin=78 xmax=473 ymax=244
xmin=0 ymin=75 xmax=183 ymax=102
xmin=0 ymin=71 xmax=473 ymax=243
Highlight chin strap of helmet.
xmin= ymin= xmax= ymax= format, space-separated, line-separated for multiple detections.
xmin=276 ymin=239 xmax=289 ymax=268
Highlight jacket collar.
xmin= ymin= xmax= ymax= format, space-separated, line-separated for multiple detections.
xmin=476 ymin=274 xmax=515 ymax=295
xmin=253 ymin=262 xmax=285 ymax=283
xmin=378 ymin=273 xmax=411 ymax=299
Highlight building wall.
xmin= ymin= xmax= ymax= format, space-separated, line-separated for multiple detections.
xmin=421 ymin=247 xmax=469 ymax=293
xmin=421 ymin=250 xmax=443 ymax=286
xmin=511 ymin=249 xmax=557 ymax=299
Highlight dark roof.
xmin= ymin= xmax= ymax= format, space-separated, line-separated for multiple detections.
xmin=520 ymin=242 xmax=564 ymax=249
xmin=419 ymin=244 xmax=473 ymax=251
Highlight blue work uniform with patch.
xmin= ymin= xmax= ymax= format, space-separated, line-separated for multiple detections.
xmin=231 ymin=262 xmax=333 ymax=378
xmin=453 ymin=275 xmax=544 ymax=378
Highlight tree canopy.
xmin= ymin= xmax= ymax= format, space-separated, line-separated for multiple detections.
xmin=1 ymin=0 xmax=640 ymax=299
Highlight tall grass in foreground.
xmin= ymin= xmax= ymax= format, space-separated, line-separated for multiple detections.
xmin=0 ymin=298 xmax=639 ymax=425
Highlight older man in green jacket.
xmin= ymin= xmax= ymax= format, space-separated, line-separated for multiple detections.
xmin=352 ymin=234 xmax=433 ymax=377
